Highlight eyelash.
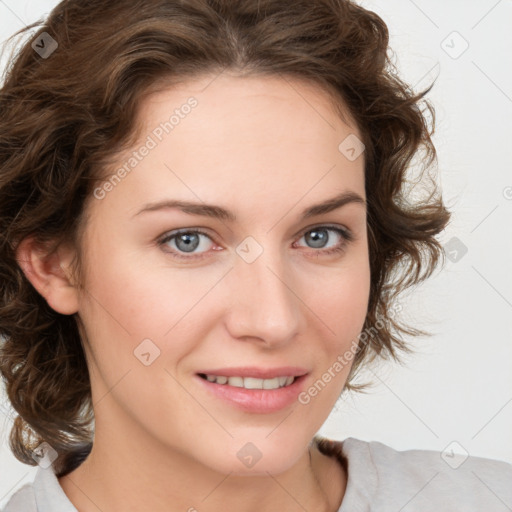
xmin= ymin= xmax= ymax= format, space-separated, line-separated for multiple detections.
xmin=158 ymin=225 xmax=354 ymax=261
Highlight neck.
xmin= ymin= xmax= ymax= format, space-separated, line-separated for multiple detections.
xmin=58 ymin=418 xmax=345 ymax=512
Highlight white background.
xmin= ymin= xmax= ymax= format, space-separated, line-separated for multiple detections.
xmin=1 ymin=0 xmax=511 ymax=506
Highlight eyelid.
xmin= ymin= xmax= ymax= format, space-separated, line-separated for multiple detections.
xmin=158 ymin=227 xmax=216 ymax=248
xmin=295 ymin=223 xmax=353 ymax=241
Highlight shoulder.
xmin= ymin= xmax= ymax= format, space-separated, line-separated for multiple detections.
xmin=2 ymin=465 xmax=77 ymax=512
xmin=1 ymin=482 xmax=37 ymax=512
xmin=315 ymin=436 xmax=512 ymax=511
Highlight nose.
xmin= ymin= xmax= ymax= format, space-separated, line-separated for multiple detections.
xmin=223 ymin=245 xmax=301 ymax=347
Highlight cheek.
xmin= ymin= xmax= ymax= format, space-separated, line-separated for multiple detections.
xmin=76 ymin=251 xmax=213 ymax=429
xmin=299 ymin=266 xmax=370 ymax=406
xmin=76 ymin=238 xmax=226 ymax=383
xmin=307 ymin=257 xmax=371 ymax=345
xmin=80 ymin=230 xmax=211 ymax=332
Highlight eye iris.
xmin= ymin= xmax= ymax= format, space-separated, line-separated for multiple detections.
xmin=176 ymin=232 xmax=200 ymax=252
xmin=306 ymin=229 xmax=328 ymax=248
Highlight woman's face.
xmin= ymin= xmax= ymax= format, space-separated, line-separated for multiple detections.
xmin=75 ymin=73 xmax=370 ymax=475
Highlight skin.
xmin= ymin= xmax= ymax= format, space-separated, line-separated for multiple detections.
xmin=17 ymin=72 xmax=370 ymax=512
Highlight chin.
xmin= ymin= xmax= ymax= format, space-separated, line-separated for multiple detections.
xmin=190 ymin=431 xmax=310 ymax=476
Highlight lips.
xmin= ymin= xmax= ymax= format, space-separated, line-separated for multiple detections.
xmin=194 ymin=366 xmax=309 ymax=413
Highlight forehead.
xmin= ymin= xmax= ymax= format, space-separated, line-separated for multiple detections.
xmin=137 ymin=72 xmax=361 ymax=149
xmin=93 ymin=73 xmax=366 ymax=222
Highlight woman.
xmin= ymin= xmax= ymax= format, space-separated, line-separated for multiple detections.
xmin=0 ymin=0 xmax=510 ymax=510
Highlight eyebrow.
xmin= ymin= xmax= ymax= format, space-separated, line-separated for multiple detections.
xmin=133 ymin=191 xmax=366 ymax=222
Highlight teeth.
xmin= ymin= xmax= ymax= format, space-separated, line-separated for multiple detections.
xmin=227 ymin=376 xmax=244 ymax=387
xmin=202 ymin=374 xmax=296 ymax=389
xmin=263 ymin=377 xmax=280 ymax=389
xmin=244 ymin=377 xmax=264 ymax=389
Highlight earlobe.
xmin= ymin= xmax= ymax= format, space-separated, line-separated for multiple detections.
xmin=15 ymin=237 xmax=80 ymax=315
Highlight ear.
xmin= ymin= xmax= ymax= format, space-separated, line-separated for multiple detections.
xmin=15 ymin=237 xmax=80 ymax=315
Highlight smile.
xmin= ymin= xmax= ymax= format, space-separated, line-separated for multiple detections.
xmin=198 ymin=374 xmax=296 ymax=389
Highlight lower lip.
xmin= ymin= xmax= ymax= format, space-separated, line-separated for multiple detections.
xmin=195 ymin=374 xmax=308 ymax=414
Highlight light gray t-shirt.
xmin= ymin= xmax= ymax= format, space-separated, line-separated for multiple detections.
xmin=3 ymin=436 xmax=512 ymax=511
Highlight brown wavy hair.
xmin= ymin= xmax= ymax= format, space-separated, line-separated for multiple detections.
xmin=0 ymin=0 xmax=450 ymax=477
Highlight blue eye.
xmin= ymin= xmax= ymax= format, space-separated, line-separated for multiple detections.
xmin=159 ymin=229 xmax=214 ymax=259
xmin=294 ymin=226 xmax=353 ymax=255
xmin=158 ymin=225 xmax=353 ymax=260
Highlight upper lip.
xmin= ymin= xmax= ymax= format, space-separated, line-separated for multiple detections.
xmin=197 ymin=366 xmax=309 ymax=379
